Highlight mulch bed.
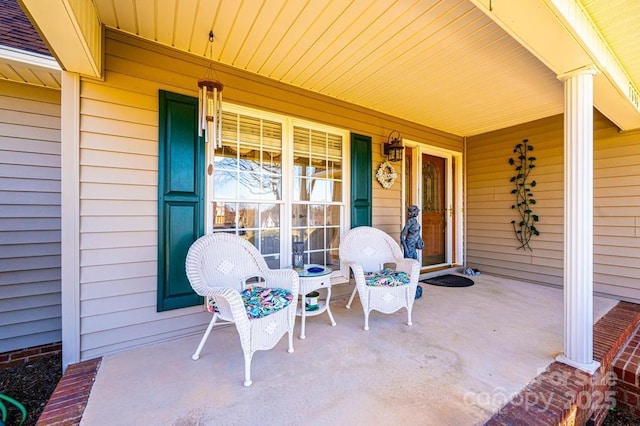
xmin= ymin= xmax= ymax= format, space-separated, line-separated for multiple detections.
xmin=0 ymin=354 xmax=62 ymax=425
xmin=604 ymin=407 xmax=640 ymax=425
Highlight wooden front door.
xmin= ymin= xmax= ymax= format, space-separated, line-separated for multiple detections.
xmin=421 ymin=154 xmax=446 ymax=265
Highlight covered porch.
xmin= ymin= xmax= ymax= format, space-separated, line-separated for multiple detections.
xmin=3 ymin=1 xmax=640 ymax=423
xmin=41 ymin=273 xmax=622 ymax=425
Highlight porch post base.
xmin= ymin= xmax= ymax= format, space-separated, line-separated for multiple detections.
xmin=555 ymin=354 xmax=600 ymax=375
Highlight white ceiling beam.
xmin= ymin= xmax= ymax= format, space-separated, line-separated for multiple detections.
xmin=470 ymin=0 xmax=640 ymax=131
xmin=18 ymin=0 xmax=103 ymax=79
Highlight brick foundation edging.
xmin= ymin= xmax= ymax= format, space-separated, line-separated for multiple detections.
xmin=485 ymin=301 xmax=640 ymax=426
xmin=0 ymin=342 xmax=62 ymax=368
xmin=35 ymin=357 xmax=102 ymax=425
xmin=612 ymin=322 xmax=640 ymax=416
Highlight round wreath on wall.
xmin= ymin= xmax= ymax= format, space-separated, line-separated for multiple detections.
xmin=376 ymin=161 xmax=398 ymax=189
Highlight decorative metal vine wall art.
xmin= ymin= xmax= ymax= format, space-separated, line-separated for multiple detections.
xmin=508 ymin=138 xmax=540 ymax=250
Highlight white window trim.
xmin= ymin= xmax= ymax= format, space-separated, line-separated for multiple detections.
xmin=205 ymin=103 xmax=351 ymax=281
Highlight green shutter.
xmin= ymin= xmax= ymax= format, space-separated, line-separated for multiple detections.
xmin=350 ymin=133 xmax=372 ymax=228
xmin=157 ymin=90 xmax=204 ymax=311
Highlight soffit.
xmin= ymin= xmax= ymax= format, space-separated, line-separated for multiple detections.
xmin=581 ymin=0 xmax=640 ymax=98
xmin=0 ymin=46 xmax=61 ymax=89
xmin=86 ymin=0 xmax=640 ymax=136
xmin=48 ymin=0 xmax=640 ymax=136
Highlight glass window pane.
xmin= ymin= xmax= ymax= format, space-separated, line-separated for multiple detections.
xmin=308 ymin=228 xmax=324 ymax=250
xmin=294 ymin=127 xmax=309 ymax=153
xmin=293 ymin=177 xmax=310 ymax=201
xmin=326 ymin=205 xmax=340 ymax=226
xmin=310 ymin=251 xmax=325 ymax=265
xmin=327 ymin=134 xmax=342 ymax=157
xmin=331 ymin=180 xmax=342 ymax=202
xmin=239 ymin=116 xmax=261 ymax=144
xmin=309 ymin=204 xmax=324 ymax=226
xmin=263 ymin=148 xmax=282 ymax=175
xmin=214 ymin=144 xmax=238 ymax=170
xmin=327 ymin=249 xmax=340 ymax=270
xmin=309 ymin=179 xmax=328 ymax=202
xmin=292 ymin=204 xmax=308 ymax=227
xmin=292 ymin=229 xmax=307 ymax=251
xmin=214 ymin=170 xmax=237 ymax=198
xmin=221 ymin=112 xmax=238 ymax=141
xmin=293 ymin=155 xmax=310 ymax=176
xmin=310 ymin=130 xmax=326 ymax=154
xmin=265 ymin=256 xmax=280 ymax=269
xmin=212 ymin=202 xmax=236 ymax=231
xmin=263 ymin=120 xmax=282 ymax=147
xmin=260 ymin=204 xmax=280 ymax=228
xmin=328 ymin=159 xmax=341 ymax=179
xmin=261 ymin=229 xmax=280 ymax=255
xmin=238 ymin=172 xmax=262 ymax=199
xmin=310 ymin=157 xmax=326 ymax=178
xmin=261 ymin=175 xmax=281 ymax=201
xmin=239 ymin=228 xmax=255 ymax=243
xmin=239 ymin=203 xmax=259 ymax=229
xmin=326 ymin=227 xmax=340 ymax=250
xmin=238 ymin=147 xmax=260 ymax=172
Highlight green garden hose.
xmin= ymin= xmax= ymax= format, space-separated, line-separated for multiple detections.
xmin=0 ymin=393 xmax=27 ymax=426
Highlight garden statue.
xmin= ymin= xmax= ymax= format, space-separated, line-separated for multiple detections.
xmin=400 ymin=205 xmax=424 ymax=260
xmin=400 ymin=205 xmax=424 ymax=300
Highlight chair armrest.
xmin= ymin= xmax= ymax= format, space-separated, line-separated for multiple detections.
xmin=394 ymin=258 xmax=421 ymax=281
xmin=344 ymin=262 xmax=369 ymax=291
xmin=344 ymin=261 xmax=364 ymax=277
xmin=205 ymin=287 xmax=250 ymax=326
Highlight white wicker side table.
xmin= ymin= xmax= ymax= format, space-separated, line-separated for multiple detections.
xmin=295 ymin=264 xmax=337 ymax=339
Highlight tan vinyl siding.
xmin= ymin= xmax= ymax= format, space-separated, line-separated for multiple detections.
xmin=467 ymin=111 xmax=640 ymax=302
xmin=76 ymin=29 xmax=461 ymax=359
xmin=0 ymin=80 xmax=61 ymax=353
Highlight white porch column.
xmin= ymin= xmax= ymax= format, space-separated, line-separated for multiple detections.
xmin=555 ymin=66 xmax=600 ymax=374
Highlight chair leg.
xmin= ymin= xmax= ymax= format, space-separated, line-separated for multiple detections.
xmin=287 ymin=329 xmax=294 ymax=354
xmin=243 ymin=352 xmax=253 ymax=387
xmin=364 ymin=311 xmax=370 ymax=331
xmin=407 ymin=306 xmax=413 ymax=326
xmin=346 ymin=286 xmax=357 ymax=309
xmin=192 ymin=314 xmax=217 ymax=361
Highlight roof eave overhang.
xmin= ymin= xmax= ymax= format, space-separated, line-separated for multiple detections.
xmin=18 ymin=0 xmax=103 ymax=79
xmin=0 ymin=45 xmax=62 ymax=89
xmin=470 ymin=0 xmax=640 ymax=131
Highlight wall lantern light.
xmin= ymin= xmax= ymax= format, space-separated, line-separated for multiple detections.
xmin=198 ymin=30 xmax=223 ymax=149
xmin=384 ymin=130 xmax=404 ymax=162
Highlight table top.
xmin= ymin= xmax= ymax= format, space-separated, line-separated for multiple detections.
xmin=294 ymin=264 xmax=332 ymax=277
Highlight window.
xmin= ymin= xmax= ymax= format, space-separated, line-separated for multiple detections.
xmin=291 ymin=126 xmax=342 ymax=269
xmin=206 ymin=105 xmax=348 ymax=274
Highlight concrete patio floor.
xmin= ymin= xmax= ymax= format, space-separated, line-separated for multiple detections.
xmin=79 ymin=273 xmax=617 ymax=425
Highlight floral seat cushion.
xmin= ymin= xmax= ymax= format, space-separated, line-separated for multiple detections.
xmin=207 ymin=286 xmax=293 ymax=319
xmin=364 ymin=268 xmax=410 ymax=287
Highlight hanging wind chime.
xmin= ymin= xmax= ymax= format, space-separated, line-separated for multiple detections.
xmin=198 ymin=30 xmax=223 ymax=157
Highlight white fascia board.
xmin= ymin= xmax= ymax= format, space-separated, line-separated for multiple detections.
xmin=0 ymin=45 xmax=61 ymax=70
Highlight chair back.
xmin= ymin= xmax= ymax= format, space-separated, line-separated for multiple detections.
xmin=339 ymin=226 xmax=404 ymax=272
xmin=186 ymin=233 xmax=270 ymax=296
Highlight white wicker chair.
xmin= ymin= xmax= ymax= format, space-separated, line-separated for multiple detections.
xmin=185 ymin=233 xmax=299 ymax=386
xmin=339 ymin=226 xmax=420 ymax=330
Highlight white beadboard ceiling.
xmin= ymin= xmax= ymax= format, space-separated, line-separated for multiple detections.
xmin=582 ymin=0 xmax=640 ymax=91
xmin=35 ymin=0 xmax=640 ymax=136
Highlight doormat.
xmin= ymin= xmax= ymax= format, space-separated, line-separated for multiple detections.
xmin=421 ymin=274 xmax=474 ymax=288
